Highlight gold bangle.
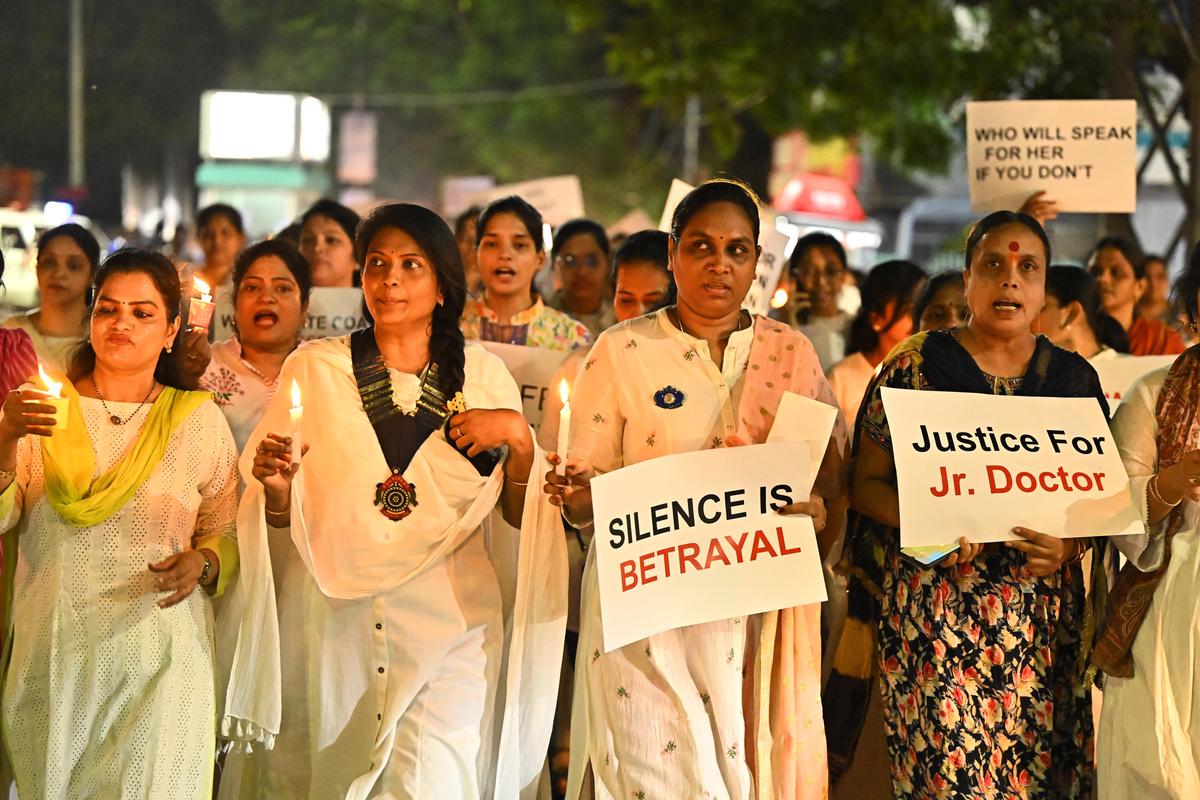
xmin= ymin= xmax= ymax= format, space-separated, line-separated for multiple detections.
xmin=1063 ymin=538 xmax=1088 ymax=566
xmin=0 ymin=466 xmax=15 ymax=483
xmin=264 ymin=505 xmax=291 ymax=521
xmin=1149 ymin=473 xmax=1181 ymax=509
xmin=505 ymin=475 xmax=528 ymax=487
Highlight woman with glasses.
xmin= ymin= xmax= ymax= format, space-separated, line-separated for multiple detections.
xmin=548 ymin=218 xmax=616 ymax=339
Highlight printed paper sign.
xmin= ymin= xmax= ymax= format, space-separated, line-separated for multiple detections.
xmin=479 ymin=341 xmax=570 ymax=430
xmin=1091 ymin=354 xmax=1177 ymax=410
xmin=484 ymin=175 xmax=585 ymax=226
xmin=211 ymin=286 xmax=368 ymax=342
xmin=743 ymin=223 xmax=792 ymax=314
xmin=658 ymin=178 xmax=696 ymax=232
xmin=966 ymin=100 xmax=1137 ymax=213
xmin=592 ymin=442 xmax=827 ymax=652
xmin=882 ymin=388 xmax=1143 ymax=546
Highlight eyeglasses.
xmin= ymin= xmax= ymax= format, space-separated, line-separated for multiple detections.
xmin=556 ymin=254 xmax=605 ymax=270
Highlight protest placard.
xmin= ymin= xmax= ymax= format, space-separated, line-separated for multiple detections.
xmin=658 ymin=178 xmax=695 ymax=232
xmin=882 ymin=388 xmax=1143 ymax=547
xmin=483 ymin=175 xmax=585 ymax=226
xmin=479 ymin=341 xmax=570 ymax=430
xmin=211 ymin=286 xmax=368 ymax=342
xmin=743 ymin=222 xmax=792 ymax=314
xmin=592 ymin=441 xmax=827 ymax=652
xmin=966 ymin=100 xmax=1137 ymax=213
xmin=1091 ymin=354 xmax=1177 ymax=410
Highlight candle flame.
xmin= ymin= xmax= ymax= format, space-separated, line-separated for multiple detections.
xmin=291 ymin=379 xmax=302 ymax=408
xmin=38 ymin=363 xmax=63 ymax=398
xmin=770 ymin=287 xmax=789 ymax=309
xmin=558 ymin=378 xmax=570 ymax=405
xmin=193 ymin=276 xmax=212 ymax=299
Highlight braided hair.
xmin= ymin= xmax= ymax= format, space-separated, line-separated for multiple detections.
xmin=355 ymin=204 xmax=468 ymax=398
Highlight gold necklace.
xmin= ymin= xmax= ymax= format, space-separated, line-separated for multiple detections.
xmin=90 ymin=376 xmax=158 ymax=425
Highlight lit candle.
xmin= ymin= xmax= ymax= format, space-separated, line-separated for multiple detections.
xmin=37 ymin=364 xmax=68 ymax=433
xmin=190 ymin=276 xmax=216 ymax=332
xmin=770 ymin=287 xmax=789 ymax=309
xmin=555 ymin=378 xmax=571 ymax=477
xmin=289 ymin=379 xmax=303 ymax=466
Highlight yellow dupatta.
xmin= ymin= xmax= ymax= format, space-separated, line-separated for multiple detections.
xmin=40 ymin=378 xmax=211 ymax=528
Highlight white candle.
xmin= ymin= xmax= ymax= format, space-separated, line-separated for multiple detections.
xmin=289 ymin=379 xmax=303 ymax=466
xmin=190 ymin=276 xmax=216 ymax=331
xmin=37 ymin=364 xmax=68 ymax=433
xmin=555 ymin=378 xmax=571 ymax=477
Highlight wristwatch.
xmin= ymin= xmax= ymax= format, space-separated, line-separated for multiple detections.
xmin=198 ymin=551 xmax=212 ymax=586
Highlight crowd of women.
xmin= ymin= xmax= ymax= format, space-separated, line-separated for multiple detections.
xmin=0 ymin=177 xmax=1198 ymax=800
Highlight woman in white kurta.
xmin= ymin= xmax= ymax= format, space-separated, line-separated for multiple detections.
xmin=0 ymin=248 xmax=239 ymax=799
xmin=1095 ymin=345 xmax=1200 ymax=798
xmin=200 ymin=240 xmax=310 ymax=452
xmin=549 ymin=180 xmax=847 ymax=799
xmin=218 ymin=203 xmax=565 ymax=800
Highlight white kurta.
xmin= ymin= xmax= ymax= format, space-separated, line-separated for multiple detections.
xmin=1098 ymin=366 xmax=1200 ymax=798
xmin=219 ymin=338 xmax=566 ymax=800
xmin=567 ymin=310 xmax=761 ymax=799
xmin=0 ymin=397 xmax=239 ymax=800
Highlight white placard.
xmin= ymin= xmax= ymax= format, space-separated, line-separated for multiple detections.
xmin=484 ymin=175 xmax=585 ymax=226
xmin=658 ymin=178 xmax=695 ymax=232
xmin=211 ymin=286 xmax=368 ymax=342
xmin=1092 ymin=354 xmax=1177 ymax=410
xmin=966 ymin=100 xmax=1137 ymax=213
xmin=882 ymin=388 xmax=1143 ymax=546
xmin=743 ymin=223 xmax=792 ymax=314
xmin=765 ymin=391 xmax=839 ymax=480
xmin=479 ymin=341 xmax=570 ymax=430
xmin=592 ymin=442 xmax=827 ymax=652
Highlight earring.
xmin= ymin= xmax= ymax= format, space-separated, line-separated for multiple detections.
xmin=165 ymin=345 xmax=173 ymax=354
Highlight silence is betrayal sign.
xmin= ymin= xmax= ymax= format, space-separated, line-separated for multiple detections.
xmin=882 ymin=388 xmax=1143 ymax=547
xmin=591 ymin=441 xmax=827 ymax=652
xmin=966 ymin=99 xmax=1137 ymax=213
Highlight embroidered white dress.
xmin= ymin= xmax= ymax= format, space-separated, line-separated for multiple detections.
xmin=0 ymin=398 xmax=239 ymax=799
xmin=218 ymin=338 xmax=566 ymax=800
xmin=199 ymin=337 xmax=282 ymax=453
xmin=1098 ymin=366 xmax=1200 ymax=798
xmin=567 ymin=310 xmax=817 ymax=800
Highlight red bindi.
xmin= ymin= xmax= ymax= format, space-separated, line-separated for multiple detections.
xmin=1008 ymin=241 xmax=1020 ymax=252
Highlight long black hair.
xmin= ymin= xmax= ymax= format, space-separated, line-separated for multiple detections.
xmin=1045 ymin=264 xmax=1129 ymax=353
xmin=846 ymin=260 xmax=927 ymax=356
xmin=68 ymin=248 xmax=188 ymax=389
xmin=964 ymin=211 xmax=1052 ymax=269
xmin=476 ymin=195 xmax=545 ymax=253
xmin=355 ymin=203 xmax=468 ymax=399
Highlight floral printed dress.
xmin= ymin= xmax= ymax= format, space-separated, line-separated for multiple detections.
xmin=861 ymin=347 xmax=1093 ymax=800
xmin=461 ymin=296 xmax=591 ymax=350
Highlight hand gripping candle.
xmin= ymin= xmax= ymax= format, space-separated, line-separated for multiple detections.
xmin=189 ymin=277 xmax=216 ymax=332
xmin=37 ymin=364 xmax=68 ymax=433
xmin=556 ymin=378 xmax=571 ymax=477
xmin=289 ymin=379 xmax=303 ymax=466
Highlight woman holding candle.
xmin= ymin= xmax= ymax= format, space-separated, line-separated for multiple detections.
xmin=0 ymin=247 xmax=239 ymax=799
xmin=1093 ymin=244 xmax=1200 ymax=799
xmin=218 ymin=203 xmax=566 ymax=799
xmin=460 ymin=195 xmax=592 ymax=351
xmin=298 ymin=198 xmax=360 ymax=288
xmin=545 ymin=179 xmax=848 ymax=800
xmin=827 ymin=212 xmax=1102 ymax=798
xmin=200 ymin=240 xmax=310 ymax=451
xmin=3 ymin=223 xmax=99 ymax=373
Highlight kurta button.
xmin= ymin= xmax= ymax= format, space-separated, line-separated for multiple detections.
xmin=375 ymin=623 xmax=382 ymax=630
xmin=378 ymin=667 xmax=385 ymax=674
xmin=377 ymin=714 xmax=382 ymax=721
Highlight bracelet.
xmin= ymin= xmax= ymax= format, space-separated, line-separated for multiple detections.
xmin=197 ymin=551 xmax=212 ymax=585
xmin=264 ymin=504 xmax=291 ymax=521
xmin=0 ymin=465 xmax=14 ymax=483
xmin=1063 ymin=538 xmax=1088 ymax=566
xmin=1148 ymin=473 xmax=1181 ymax=509
xmin=505 ymin=475 xmax=528 ymax=487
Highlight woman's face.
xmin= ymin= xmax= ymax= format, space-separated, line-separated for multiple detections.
xmin=198 ymin=215 xmax=245 ymax=276
xmin=300 ymin=214 xmax=357 ymax=287
xmin=1142 ymin=257 xmax=1169 ymax=306
xmin=871 ymin=299 xmax=916 ymax=353
xmin=670 ymin=201 xmax=759 ymax=320
xmin=477 ymin=212 xmax=542 ymax=301
xmin=555 ymin=233 xmax=609 ymax=308
xmin=235 ymin=255 xmax=306 ymax=352
xmin=36 ymin=235 xmax=92 ymax=308
xmin=90 ymin=271 xmax=180 ymax=376
xmin=919 ymin=281 xmax=968 ymax=331
xmin=361 ymin=227 xmax=441 ymax=331
xmin=1088 ymin=246 xmax=1142 ymax=316
xmin=795 ymin=245 xmax=846 ymax=317
xmin=963 ymin=223 xmax=1046 ymax=339
xmin=613 ymin=261 xmax=671 ymax=322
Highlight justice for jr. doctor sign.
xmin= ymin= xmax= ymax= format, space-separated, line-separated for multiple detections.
xmin=882 ymin=388 xmax=1143 ymax=547
xmin=591 ymin=441 xmax=827 ymax=652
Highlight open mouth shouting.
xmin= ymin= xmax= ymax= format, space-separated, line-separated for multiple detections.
xmin=252 ymin=309 xmax=280 ymax=329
